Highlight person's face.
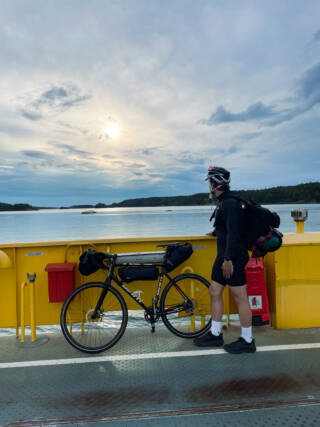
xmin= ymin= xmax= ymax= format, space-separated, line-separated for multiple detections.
xmin=209 ymin=179 xmax=216 ymax=194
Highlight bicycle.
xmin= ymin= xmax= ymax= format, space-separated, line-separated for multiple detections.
xmin=60 ymin=242 xmax=211 ymax=353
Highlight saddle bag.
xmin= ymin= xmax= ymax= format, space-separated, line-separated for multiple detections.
xmin=118 ymin=266 xmax=159 ymax=283
xmin=164 ymin=243 xmax=193 ymax=272
xmin=78 ymin=249 xmax=107 ymax=276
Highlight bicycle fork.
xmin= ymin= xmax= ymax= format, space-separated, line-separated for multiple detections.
xmin=91 ymin=260 xmax=115 ymax=320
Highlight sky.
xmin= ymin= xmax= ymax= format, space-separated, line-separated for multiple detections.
xmin=1 ymin=0 xmax=320 ymax=207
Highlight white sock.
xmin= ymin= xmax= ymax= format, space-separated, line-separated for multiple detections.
xmin=241 ymin=326 xmax=253 ymax=343
xmin=211 ymin=320 xmax=222 ymax=336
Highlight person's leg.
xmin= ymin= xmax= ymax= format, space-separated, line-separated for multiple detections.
xmin=224 ymin=284 xmax=256 ymax=354
xmin=229 ymin=285 xmax=252 ymax=328
xmin=193 ymin=280 xmax=225 ymax=347
xmin=209 ymin=280 xmax=225 ymax=336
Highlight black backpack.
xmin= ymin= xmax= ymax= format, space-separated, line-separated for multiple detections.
xmin=224 ymin=196 xmax=282 ymax=258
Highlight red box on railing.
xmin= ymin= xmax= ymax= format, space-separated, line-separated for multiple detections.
xmin=45 ymin=263 xmax=76 ymax=303
xmin=245 ymin=258 xmax=270 ymax=326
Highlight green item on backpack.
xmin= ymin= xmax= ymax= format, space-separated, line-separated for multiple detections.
xmin=226 ymin=195 xmax=282 ymax=258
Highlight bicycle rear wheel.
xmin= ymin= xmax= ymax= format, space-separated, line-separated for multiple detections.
xmin=160 ymin=273 xmax=211 ymax=338
xmin=60 ymin=282 xmax=128 ymax=353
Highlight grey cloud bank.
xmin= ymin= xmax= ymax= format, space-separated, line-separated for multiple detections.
xmin=20 ymin=84 xmax=91 ymax=121
xmin=201 ymin=61 xmax=320 ymax=127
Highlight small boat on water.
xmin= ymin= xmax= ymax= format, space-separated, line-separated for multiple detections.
xmin=81 ymin=210 xmax=96 ymax=214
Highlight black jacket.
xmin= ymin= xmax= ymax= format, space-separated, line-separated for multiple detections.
xmin=213 ymin=191 xmax=247 ymax=260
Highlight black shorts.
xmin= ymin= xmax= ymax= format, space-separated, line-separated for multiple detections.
xmin=211 ymin=253 xmax=249 ymax=287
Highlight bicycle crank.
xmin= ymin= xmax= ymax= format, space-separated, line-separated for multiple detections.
xmin=144 ymin=307 xmax=160 ymax=333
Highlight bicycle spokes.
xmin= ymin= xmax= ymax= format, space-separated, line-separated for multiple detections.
xmin=160 ymin=274 xmax=211 ymax=338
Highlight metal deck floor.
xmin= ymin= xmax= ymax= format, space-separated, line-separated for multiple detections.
xmin=1 ymin=323 xmax=320 ymax=426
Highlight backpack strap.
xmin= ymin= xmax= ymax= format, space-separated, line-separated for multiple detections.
xmin=256 ymin=229 xmax=273 ymax=245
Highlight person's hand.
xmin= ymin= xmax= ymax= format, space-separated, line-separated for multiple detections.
xmin=205 ymin=232 xmax=213 ymax=236
xmin=222 ymin=260 xmax=233 ymax=279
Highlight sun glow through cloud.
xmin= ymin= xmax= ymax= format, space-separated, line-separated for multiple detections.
xmin=106 ymin=123 xmax=120 ymax=139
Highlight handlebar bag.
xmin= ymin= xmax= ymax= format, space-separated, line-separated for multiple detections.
xmin=78 ymin=249 xmax=107 ymax=276
xmin=164 ymin=243 xmax=193 ymax=272
xmin=118 ymin=266 xmax=159 ymax=283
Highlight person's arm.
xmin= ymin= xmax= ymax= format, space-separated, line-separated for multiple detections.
xmin=221 ymin=199 xmax=243 ymax=278
xmin=222 ymin=198 xmax=243 ymax=260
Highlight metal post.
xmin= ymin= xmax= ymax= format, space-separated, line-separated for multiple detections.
xmin=27 ymin=273 xmax=37 ymax=342
xmin=291 ymin=209 xmax=308 ymax=234
xmin=20 ymin=282 xmax=27 ymax=343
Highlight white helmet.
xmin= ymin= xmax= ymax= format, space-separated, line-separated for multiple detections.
xmin=206 ymin=166 xmax=230 ymax=188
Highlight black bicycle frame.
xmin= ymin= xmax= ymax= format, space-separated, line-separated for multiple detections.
xmin=92 ymin=259 xmax=191 ymax=318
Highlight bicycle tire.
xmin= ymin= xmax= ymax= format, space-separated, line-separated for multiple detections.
xmin=60 ymin=282 xmax=128 ymax=353
xmin=160 ymin=273 xmax=211 ymax=338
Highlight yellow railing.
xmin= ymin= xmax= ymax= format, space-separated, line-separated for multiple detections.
xmin=17 ymin=274 xmax=37 ymax=342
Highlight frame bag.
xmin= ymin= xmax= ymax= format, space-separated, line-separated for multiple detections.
xmin=118 ymin=266 xmax=159 ymax=283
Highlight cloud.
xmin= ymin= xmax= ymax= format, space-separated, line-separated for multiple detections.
xmin=200 ymin=102 xmax=277 ymax=125
xmin=201 ymin=61 xmax=320 ymax=128
xmin=21 ymin=111 xmax=42 ymax=121
xmin=54 ymin=143 xmax=92 ymax=157
xmin=237 ymin=132 xmax=263 ymax=141
xmin=19 ymin=84 xmax=91 ymax=121
xmin=312 ymin=29 xmax=320 ymax=43
xmin=1 ymin=1 xmax=320 ymax=205
xmin=21 ymin=150 xmax=54 ymax=159
xmin=297 ymin=62 xmax=320 ymax=106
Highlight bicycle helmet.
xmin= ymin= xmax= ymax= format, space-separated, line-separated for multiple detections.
xmin=205 ymin=165 xmax=231 ymax=189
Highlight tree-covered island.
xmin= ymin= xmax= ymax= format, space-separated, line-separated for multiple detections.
xmin=0 ymin=203 xmax=39 ymax=211
xmin=1 ymin=182 xmax=320 ymax=211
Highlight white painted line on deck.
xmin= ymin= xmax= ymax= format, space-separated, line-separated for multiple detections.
xmin=1 ymin=343 xmax=320 ymax=369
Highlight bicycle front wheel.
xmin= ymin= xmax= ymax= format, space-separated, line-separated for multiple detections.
xmin=60 ymin=282 xmax=128 ymax=353
xmin=160 ymin=273 xmax=211 ymax=338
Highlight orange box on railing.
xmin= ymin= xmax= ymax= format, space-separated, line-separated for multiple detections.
xmin=45 ymin=263 xmax=76 ymax=303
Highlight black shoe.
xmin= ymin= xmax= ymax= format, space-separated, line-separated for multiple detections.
xmin=193 ymin=332 xmax=224 ymax=347
xmin=224 ymin=337 xmax=256 ymax=354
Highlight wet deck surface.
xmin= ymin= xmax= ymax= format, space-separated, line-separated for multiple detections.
xmin=1 ymin=323 xmax=320 ymax=426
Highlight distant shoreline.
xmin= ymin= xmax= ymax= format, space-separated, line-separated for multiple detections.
xmin=1 ymin=182 xmax=320 ymax=211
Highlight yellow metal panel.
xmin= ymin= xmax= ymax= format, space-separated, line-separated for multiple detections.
xmin=276 ymin=280 xmax=320 ymax=328
xmin=283 ymin=232 xmax=320 ymax=245
xmin=272 ymin=240 xmax=320 ymax=329
xmin=2 ymin=232 xmax=320 ymax=330
xmin=0 ymin=248 xmax=17 ymax=327
xmin=0 ymin=236 xmax=223 ymax=328
xmin=275 ymin=244 xmax=320 ymax=280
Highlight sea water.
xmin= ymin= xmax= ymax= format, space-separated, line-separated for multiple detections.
xmin=0 ymin=203 xmax=319 ymax=244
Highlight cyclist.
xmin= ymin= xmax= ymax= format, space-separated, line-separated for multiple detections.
xmin=194 ymin=166 xmax=256 ymax=354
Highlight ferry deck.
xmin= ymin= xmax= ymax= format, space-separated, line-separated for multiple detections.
xmin=1 ymin=226 xmax=320 ymax=426
xmin=1 ymin=322 xmax=320 ymax=426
